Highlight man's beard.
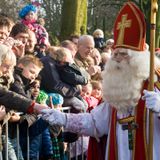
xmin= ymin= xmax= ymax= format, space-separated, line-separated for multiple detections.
xmin=102 ymin=49 xmax=150 ymax=113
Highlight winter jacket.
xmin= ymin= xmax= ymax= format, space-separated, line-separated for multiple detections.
xmin=0 ymin=82 xmax=32 ymax=113
xmin=56 ymin=62 xmax=88 ymax=87
xmin=10 ymin=67 xmax=31 ymax=98
xmin=40 ymin=55 xmax=80 ymax=98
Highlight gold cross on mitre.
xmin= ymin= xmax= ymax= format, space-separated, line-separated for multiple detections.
xmin=116 ymin=14 xmax=132 ymax=45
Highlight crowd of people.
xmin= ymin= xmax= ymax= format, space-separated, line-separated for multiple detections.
xmin=0 ymin=2 xmax=113 ymax=160
xmin=0 ymin=1 xmax=160 ymax=160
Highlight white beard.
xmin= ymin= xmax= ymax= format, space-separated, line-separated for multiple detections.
xmin=102 ymin=48 xmax=151 ymax=113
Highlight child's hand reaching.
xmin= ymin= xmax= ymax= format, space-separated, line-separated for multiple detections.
xmin=49 ymin=96 xmax=54 ymax=109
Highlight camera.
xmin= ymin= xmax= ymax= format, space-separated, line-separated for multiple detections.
xmin=13 ymin=40 xmax=23 ymax=46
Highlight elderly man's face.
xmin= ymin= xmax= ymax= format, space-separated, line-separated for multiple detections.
xmin=112 ymin=49 xmax=130 ymax=63
xmin=78 ymin=39 xmax=94 ymax=59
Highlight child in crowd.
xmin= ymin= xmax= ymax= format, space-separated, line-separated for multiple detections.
xmin=9 ymin=55 xmax=50 ymax=160
xmin=55 ymin=48 xmax=88 ymax=86
xmin=19 ymin=4 xmax=49 ymax=47
xmin=30 ymin=78 xmax=42 ymax=101
xmin=30 ymin=81 xmax=53 ymax=160
xmin=91 ymin=80 xmax=103 ymax=104
xmin=53 ymin=47 xmax=88 ymax=112
xmin=93 ymin=29 xmax=105 ymax=51
xmin=81 ymin=83 xmax=99 ymax=112
xmin=83 ymin=81 xmax=104 ymax=160
xmin=86 ymin=81 xmax=105 ymax=160
xmin=49 ymin=47 xmax=88 ymax=158
xmin=10 ymin=55 xmax=43 ymax=97
xmin=46 ymin=93 xmax=65 ymax=160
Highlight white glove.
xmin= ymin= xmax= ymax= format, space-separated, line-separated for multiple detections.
xmin=40 ymin=108 xmax=67 ymax=126
xmin=142 ymin=89 xmax=160 ymax=113
xmin=33 ymin=103 xmax=49 ymax=114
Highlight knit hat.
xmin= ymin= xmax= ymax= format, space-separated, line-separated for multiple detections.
xmin=19 ymin=4 xmax=37 ymax=19
xmin=47 ymin=93 xmax=64 ymax=105
xmin=36 ymin=90 xmax=48 ymax=104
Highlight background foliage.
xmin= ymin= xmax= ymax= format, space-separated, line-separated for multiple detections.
xmin=0 ymin=0 xmax=159 ymax=46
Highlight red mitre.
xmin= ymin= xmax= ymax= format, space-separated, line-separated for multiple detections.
xmin=113 ymin=2 xmax=146 ymax=51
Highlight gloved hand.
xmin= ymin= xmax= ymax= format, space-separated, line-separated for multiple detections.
xmin=142 ymin=89 xmax=160 ymax=113
xmin=40 ymin=108 xmax=67 ymax=126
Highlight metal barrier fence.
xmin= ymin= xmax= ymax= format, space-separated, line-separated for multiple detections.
xmin=1 ymin=107 xmax=86 ymax=160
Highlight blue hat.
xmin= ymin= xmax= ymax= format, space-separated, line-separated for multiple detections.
xmin=19 ymin=4 xmax=37 ymax=19
xmin=47 ymin=93 xmax=64 ymax=105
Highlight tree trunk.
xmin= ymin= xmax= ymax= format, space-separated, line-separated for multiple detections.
xmin=60 ymin=0 xmax=87 ymax=41
xmin=139 ymin=0 xmax=160 ymax=48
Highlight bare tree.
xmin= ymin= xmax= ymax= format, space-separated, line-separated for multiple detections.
xmin=41 ymin=0 xmax=63 ymax=44
xmin=87 ymin=0 xmax=140 ymax=39
xmin=87 ymin=0 xmax=128 ymax=38
xmin=0 ymin=0 xmax=28 ymax=21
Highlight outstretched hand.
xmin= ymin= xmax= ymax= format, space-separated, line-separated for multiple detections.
xmin=40 ymin=108 xmax=67 ymax=126
xmin=33 ymin=103 xmax=49 ymax=114
xmin=142 ymin=89 xmax=160 ymax=113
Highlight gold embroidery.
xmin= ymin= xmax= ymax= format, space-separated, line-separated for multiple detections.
xmin=116 ymin=14 xmax=132 ymax=45
xmin=118 ymin=115 xmax=138 ymax=150
xmin=118 ymin=116 xmax=135 ymax=124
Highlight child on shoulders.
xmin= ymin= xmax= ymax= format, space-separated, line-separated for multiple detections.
xmin=19 ymin=4 xmax=49 ymax=47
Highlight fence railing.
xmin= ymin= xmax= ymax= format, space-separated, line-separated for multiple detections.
xmin=1 ymin=107 xmax=86 ymax=160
